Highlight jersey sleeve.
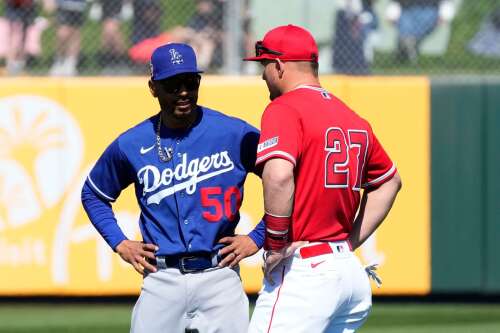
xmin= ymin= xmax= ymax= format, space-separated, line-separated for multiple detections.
xmin=362 ymin=132 xmax=397 ymax=189
xmin=87 ymin=138 xmax=134 ymax=201
xmin=240 ymin=122 xmax=260 ymax=174
xmin=81 ymin=181 xmax=128 ymax=250
xmin=256 ymin=102 xmax=301 ymax=167
xmin=247 ymin=219 xmax=265 ymax=249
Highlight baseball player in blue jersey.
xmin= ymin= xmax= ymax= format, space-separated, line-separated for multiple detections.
xmin=81 ymin=43 xmax=264 ymax=333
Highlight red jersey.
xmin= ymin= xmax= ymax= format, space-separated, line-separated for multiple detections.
xmin=256 ymin=85 xmax=396 ymax=242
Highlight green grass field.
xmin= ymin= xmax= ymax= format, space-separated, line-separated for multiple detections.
xmin=0 ymin=302 xmax=499 ymax=332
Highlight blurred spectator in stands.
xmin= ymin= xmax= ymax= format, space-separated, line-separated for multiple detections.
xmin=0 ymin=0 xmax=49 ymax=75
xmin=95 ymin=0 xmax=128 ymax=67
xmin=127 ymin=0 xmax=164 ymax=67
xmin=241 ymin=0 xmax=257 ymax=74
xmin=169 ymin=0 xmax=224 ymax=70
xmin=468 ymin=6 xmax=500 ymax=59
xmin=387 ymin=0 xmax=456 ymax=64
xmin=129 ymin=0 xmax=224 ymax=71
xmin=131 ymin=0 xmax=163 ymax=45
xmin=332 ymin=0 xmax=378 ymax=75
xmin=49 ymin=0 xmax=88 ymax=76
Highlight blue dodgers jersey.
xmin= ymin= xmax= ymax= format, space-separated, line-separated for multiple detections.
xmin=87 ymin=107 xmax=259 ymax=256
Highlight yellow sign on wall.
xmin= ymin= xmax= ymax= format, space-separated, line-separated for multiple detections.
xmin=0 ymin=76 xmax=429 ymax=295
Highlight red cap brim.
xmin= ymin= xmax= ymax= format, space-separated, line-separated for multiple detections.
xmin=243 ymin=54 xmax=278 ymax=61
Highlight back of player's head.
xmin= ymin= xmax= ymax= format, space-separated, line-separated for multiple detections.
xmin=150 ymin=43 xmax=204 ymax=81
xmin=243 ymin=24 xmax=318 ymax=63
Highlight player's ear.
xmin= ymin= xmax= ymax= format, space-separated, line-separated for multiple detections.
xmin=148 ymin=79 xmax=157 ymax=97
xmin=276 ymin=59 xmax=285 ymax=78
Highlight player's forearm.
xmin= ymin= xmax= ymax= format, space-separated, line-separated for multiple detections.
xmin=349 ymin=172 xmax=402 ymax=250
xmin=81 ymin=181 xmax=128 ymax=251
xmin=261 ymin=159 xmax=295 ymax=250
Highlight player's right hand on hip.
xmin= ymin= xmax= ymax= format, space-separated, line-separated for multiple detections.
xmin=263 ymin=250 xmax=284 ymax=285
xmin=116 ymin=240 xmax=159 ymax=275
xmin=263 ymin=241 xmax=307 ymax=285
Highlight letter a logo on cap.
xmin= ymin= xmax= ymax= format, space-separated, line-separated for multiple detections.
xmin=169 ymin=49 xmax=184 ymax=65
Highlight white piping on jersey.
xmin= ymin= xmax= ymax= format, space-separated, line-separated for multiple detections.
xmin=266 ymin=228 xmax=289 ymax=235
xmin=264 ymin=211 xmax=291 ymax=218
xmin=87 ymin=175 xmax=116 ymax=201
xmin=293 ymin=84 xmax=329 ymax=93
xmin=362 ymin=164 xmax=396 ymax=187
xmin=146 ymin=164 xmax=234 ymax=205
xmin=256 ymin=150 xmax=296 ymax=166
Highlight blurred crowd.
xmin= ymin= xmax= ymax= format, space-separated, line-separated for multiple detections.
xmin=0 ymin=0 xmax=499 ymax=76
xmin=332 ymin=0 xmax=458 ymax=74
xmin=0 ymin=0 xmax=230 ymax=76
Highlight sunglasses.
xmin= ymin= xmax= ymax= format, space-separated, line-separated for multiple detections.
xmin=255 ymin=41 xmax=283 ymax=57
xmin=156 ymin=74 xmax=201 ymax=94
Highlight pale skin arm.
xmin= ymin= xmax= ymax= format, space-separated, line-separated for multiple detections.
xmin=261 ymin=158 xmax=306 ymax=284
xmin=349 ymin=172 xmax=402 ymax=250
xmin=263 ymin=158 xmax=295 ymax=216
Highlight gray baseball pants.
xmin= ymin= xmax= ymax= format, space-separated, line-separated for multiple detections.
xmin=131 ymin=266 xmax=249 ymax=333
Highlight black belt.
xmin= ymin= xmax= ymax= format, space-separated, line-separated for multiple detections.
xmin=149 ymin=253 xmax=219 ymax=274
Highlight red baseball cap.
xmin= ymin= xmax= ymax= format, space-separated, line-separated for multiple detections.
xmin=244 ymin=24 xmax=318 ymax=62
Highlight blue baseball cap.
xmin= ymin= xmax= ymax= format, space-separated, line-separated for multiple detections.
xmin=150 ymin=43 xmax=203 ymax=81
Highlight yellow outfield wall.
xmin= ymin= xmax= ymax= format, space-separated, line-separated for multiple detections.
xmin=0 ymin=76 xmax=429 ymax=295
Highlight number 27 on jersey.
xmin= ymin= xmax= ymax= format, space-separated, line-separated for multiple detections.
xmin=325 ymin=127 xmax=368 ymax=191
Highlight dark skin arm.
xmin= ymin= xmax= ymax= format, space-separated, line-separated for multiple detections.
xmin=217 ymin=235 xmax=259 ymax=268
xmin=115 ymin=240 xmax=158 ymax=275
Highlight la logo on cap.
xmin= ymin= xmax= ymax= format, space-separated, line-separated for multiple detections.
xmin=150 ymin=43 xmax=203 ymax=81
xmin=169 ymin=48 xmax=184 ymax=65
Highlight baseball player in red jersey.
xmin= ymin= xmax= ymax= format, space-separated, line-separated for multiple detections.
xmin=244 ymin=25 xmax=402 ymax=332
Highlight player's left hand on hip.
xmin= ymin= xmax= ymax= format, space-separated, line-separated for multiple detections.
xmin=218 ymin=235 xmax=259 ymax=268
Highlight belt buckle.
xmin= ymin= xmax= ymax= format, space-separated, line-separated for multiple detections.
xmin=179 ymin=256 xmax=197 ymax=274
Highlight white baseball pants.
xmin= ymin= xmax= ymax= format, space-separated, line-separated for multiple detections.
xmin=249 ymin=241 xmax=372 ymax=333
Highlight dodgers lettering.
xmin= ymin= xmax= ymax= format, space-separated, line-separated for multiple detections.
xmin=138 ymin=151 xmax=235 ymax=204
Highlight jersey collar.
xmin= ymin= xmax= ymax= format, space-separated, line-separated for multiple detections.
xmin=293 ymin=84 xmax=328 ymax=93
